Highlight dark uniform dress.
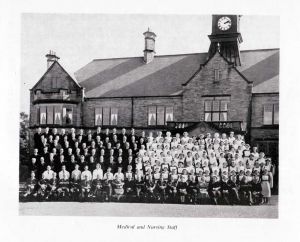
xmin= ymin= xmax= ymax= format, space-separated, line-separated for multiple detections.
xmin=251 ymin=181 xmax=262 ymax=204
xmin=208 ymin=181 xmax=222 ymax=204
xmin=239 ymin=177 xmax=253 ymax=204
xmin=187 ymin=180 xmax=198 ymax=202
xmin=156 ymin=180 xmax=167 ymax=201
xmin=227 ymin=179 xmax=240 ymax=204
xmin=145 ymin=179 xmax=156 ymax=201
xmin=177 ymin=180 xmax=188 ymax=203
xmin=167 ymin=180 xmax=178 ymax=201
xmin=220 ymin=180 xmax=232 ymax=204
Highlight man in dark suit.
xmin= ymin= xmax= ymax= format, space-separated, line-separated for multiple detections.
xmin=118 ymin=128 xmax=127 ymax=142
xmin=34 ymin=127 xmax=43 ymax=150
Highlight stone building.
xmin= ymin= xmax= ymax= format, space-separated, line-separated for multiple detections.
xmin=29 ymin=15 xmax=279 ymax=160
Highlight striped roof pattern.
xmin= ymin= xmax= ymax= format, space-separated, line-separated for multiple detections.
xmin=74 ymin=48 xmax=279 ymax=98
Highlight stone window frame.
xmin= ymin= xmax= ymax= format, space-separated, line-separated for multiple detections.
xmin=37 ymin=104 xmax=70 ymax=126
xmin=263 ymin=103 xmax=279 ymax=125
xmin=94 ymin=107 xmax=118 ymax=127
xmin=148 ymin=106 xmax=174 ymax=126
xmin=203 ymin=96 xmax=230 ymax=122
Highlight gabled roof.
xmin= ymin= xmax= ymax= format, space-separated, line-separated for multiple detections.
xmin=31 ymin=61 xmax=82 ymax=90
xmin=74 ymin=48 xmax=279 ymax=97
xmin=182 ymin=51 xmax=253 ymax=86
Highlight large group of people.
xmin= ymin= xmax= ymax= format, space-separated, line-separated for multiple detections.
xmin=21 ymin=126 xmax=275 ymax=205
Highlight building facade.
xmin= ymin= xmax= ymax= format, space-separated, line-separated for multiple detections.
xmin=29 ymin=15 xmax=279 ymax=160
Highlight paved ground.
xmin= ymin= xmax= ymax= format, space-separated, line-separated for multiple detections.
xmin=19 ymin=196 xmax=278 ymax=218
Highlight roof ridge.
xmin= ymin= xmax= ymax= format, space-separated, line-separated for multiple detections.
xmin=92 ymin=52 xmax=205 ymax=62
xmin=91 ymin=48 xmax=279 ymax=62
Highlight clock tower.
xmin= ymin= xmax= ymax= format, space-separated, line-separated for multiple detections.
xmin=208 ymin=15 xmax=243 ymax=66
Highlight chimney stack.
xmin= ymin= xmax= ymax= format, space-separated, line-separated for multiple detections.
xmin=45 ymin=50 xmax=60 ymax=69
xmin=143 ymin=28 xmax=156 ymax=64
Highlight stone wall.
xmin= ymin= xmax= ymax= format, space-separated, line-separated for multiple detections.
xmin=182 ymin=52 xmax=253 ymax=125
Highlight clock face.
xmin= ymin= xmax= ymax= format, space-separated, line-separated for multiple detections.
xmin=217 ymin=16 xmax=232 ymax=31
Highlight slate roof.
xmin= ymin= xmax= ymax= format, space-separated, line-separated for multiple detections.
xmin=32 ymin=61 xmax=82 ymax=90
xmin=74 ymin=48 xmax=279 ymax=98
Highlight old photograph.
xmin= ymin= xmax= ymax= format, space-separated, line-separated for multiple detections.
xmin=19 ymin=14 xmax=279 ymax=218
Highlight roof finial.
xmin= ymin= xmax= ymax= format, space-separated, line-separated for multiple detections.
xmin=217 ymin=42 xmax=221 ymax=53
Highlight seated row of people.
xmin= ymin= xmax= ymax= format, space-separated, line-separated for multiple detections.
xmin=22 ymin=163 xmax=271 ymax=205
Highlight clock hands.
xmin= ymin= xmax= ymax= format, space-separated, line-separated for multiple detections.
xmin=224 ymin=20 xmax=230 ymax=24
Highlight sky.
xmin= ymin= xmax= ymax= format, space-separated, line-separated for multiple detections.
xmin=21 ymin=14 xmax=279 ymax=113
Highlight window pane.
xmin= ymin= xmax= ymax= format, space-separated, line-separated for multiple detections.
xmin=220 ymin=112 xmax=227 ymax=121
xmin=95 ymin=108 xmax=102 ymax=126
xmin=148 ymin=106 xmax=156 ymax=126
xmin=47 ymin=106 xmax=54 ymax=124
xmin=205 ymin=101 xmax=212 ymax=111
xmin=54 ymin=106 xmax=62 ymax=125
xmin=263 ymin=105 xmax=273 ymax=125
xmin=110 ymin=108 xmax=118 ymax=126
xmin=103 ymin=107 xmax=110 ymax=125
xmin=214 ymin=70 xmax=220 ymax=82
xmin=157 ymin=106 xmax=165 ymax=125
xmin=274 ymin=104 xmax=279 ymax=124
xmin=165 ymin=107 xmax=173 ymax=123
xmin=63 ymin=107 xmax=73 ymax=125
xmin=40 ymin=106 xmax=47 ymax=125
xmin=212 ymin=101 xmax=220 ymax=111
xmin=212 ymin=112 xmax=220 ymax=121
xmin=220 ymin=101 xmax=228 ymax=111
xmin=205 ymin=113 xmax=211 ymax=121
